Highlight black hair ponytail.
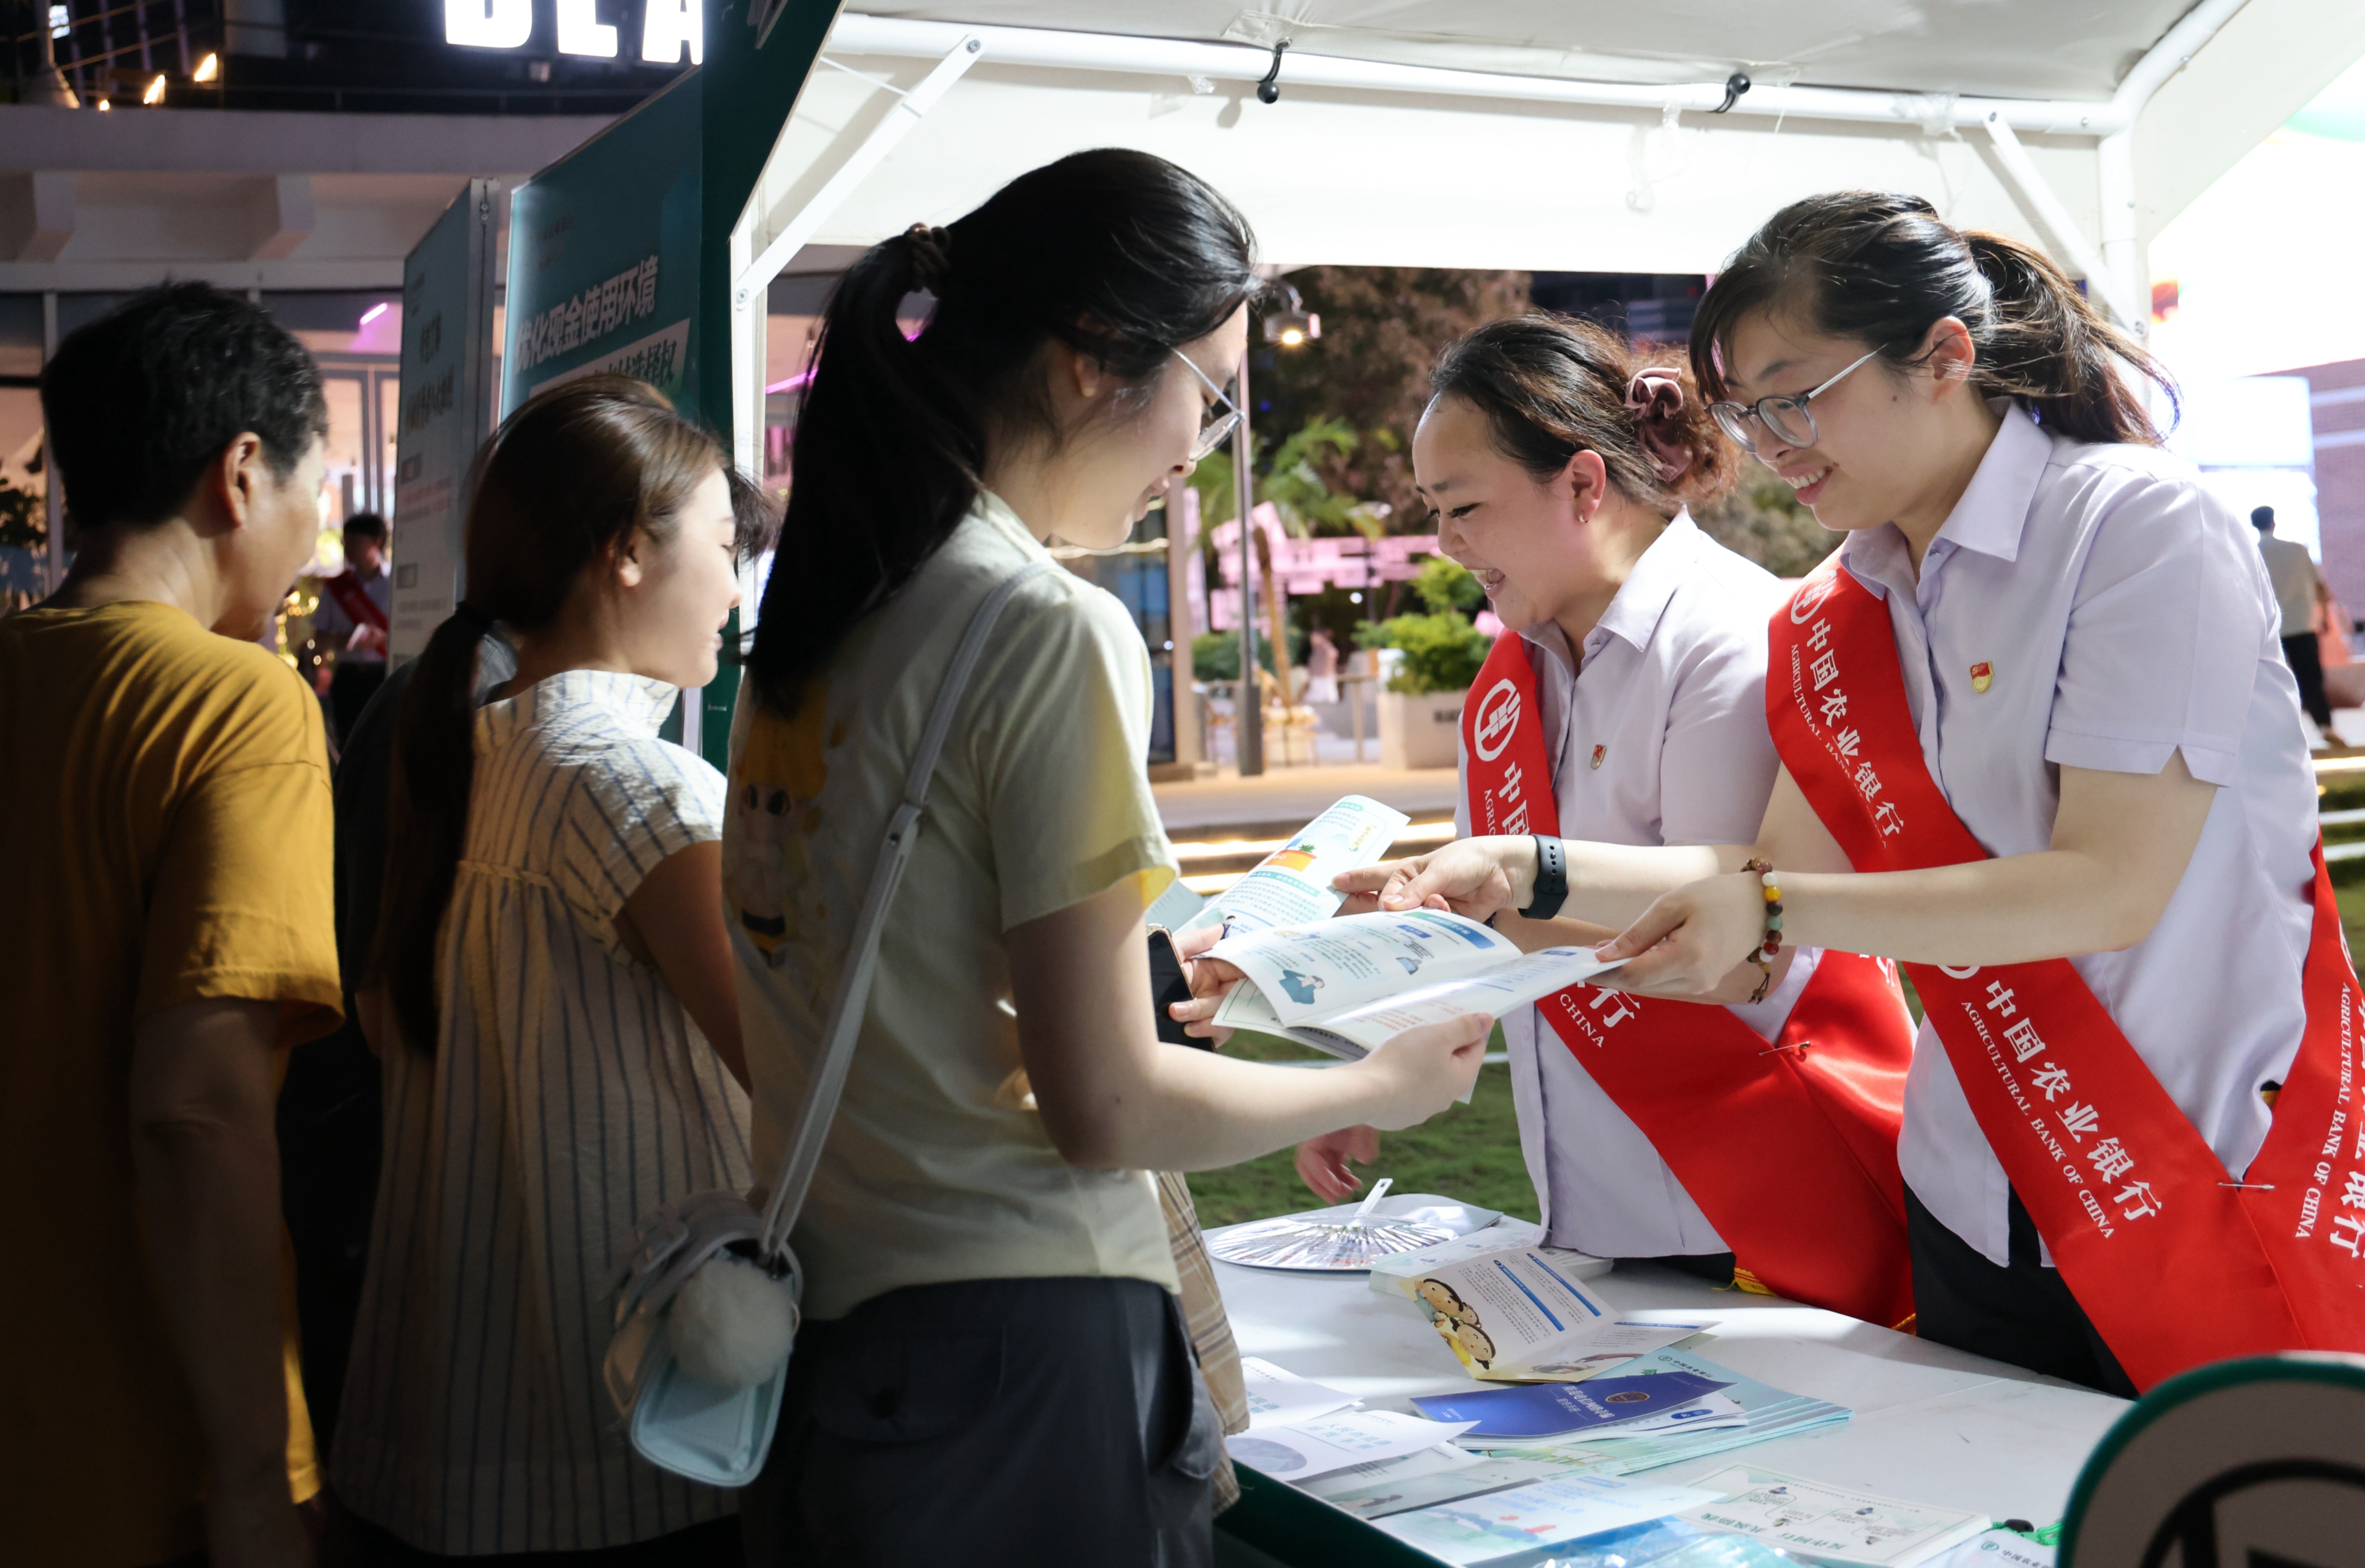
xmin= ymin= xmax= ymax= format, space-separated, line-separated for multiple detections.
xmin=370 ymin=374 xmax=738 ymax=1053
xmin=744 ymin=148 xmax=1259 ymax=715
xmin=1693 ymin=191 xmax=2174 ymax=447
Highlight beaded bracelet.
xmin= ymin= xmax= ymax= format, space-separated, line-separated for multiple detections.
xmin=1741 ymin=858 xmax=1783 ymax=1004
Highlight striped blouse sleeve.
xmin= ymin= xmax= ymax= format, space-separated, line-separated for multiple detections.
xmin=552 ymin=735 xmax=728 ymax=957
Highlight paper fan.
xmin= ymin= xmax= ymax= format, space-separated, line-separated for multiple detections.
xmin=1206 ymin=1179 xmax=1458 ymax=1271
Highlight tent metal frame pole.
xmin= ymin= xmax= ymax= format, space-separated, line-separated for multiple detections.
xmin=823 ymin=3 xmax=2247 ymax=139
xmin=1980 ymin=113 xmax=2140 ymax=332
xmin=1234 ymin=354 xmax=1261 ymax=777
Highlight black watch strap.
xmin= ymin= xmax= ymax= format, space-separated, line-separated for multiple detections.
xmin=1519 ymin=834 xmax=1568 ymax=921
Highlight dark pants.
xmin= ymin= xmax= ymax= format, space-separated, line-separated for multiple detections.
xmin=278 ymin=1016 xmax=382 ymax=1453
xmin=342 ymin=1513 xmax=740 ymax=1566
xmin=330 ymin=660 xmax=388 ymax=745
xmin=2284 ymin=633 xmax=2333 ymax=728
xmin=743 ymin=1276 xmax=1220 ymax=1568
xmin=1905 ymin=1184 xmax=2135 ymax=1397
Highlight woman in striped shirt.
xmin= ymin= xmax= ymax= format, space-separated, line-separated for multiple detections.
xmin=345 ymin=377 xmax=765 ymax=1562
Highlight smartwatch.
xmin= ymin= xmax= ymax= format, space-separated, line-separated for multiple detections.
xmin=1519 ymin=835 xmax=1568 ymax=921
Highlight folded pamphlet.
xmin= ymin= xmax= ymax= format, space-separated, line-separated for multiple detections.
xmin=1678 ymin=1467 xmax=1992 ymax=1568
xmin=1412 ymin=1372 xmax=1732 ymax=1442
xmin=1179 ymin=794 xmax=1410 ymax=936
xmin=1208 ymin=909 xmax=1623 ymax=1058
xmin=1224 ymin=1408 xmax=1478 ymax=1482
xmin=1387 ymin=1234 xmax=1707 ymax=1382
xmin=1374 ymin=1472 xmax=1726 ymax=1567
xmin=1927 ymin=1530 xmax=2056 ymax=1568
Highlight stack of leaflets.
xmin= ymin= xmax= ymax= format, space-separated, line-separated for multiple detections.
xmin=1222 ymin=1408 xmax=1477 ymax=1481
xmin=1177 ymin=794 xmax=1409 ymax=935
xmin=1372 ymin=1472 xmax=1729 ymax=1566
xmin=1375 ymin=1230 xmax=1706 ymax=1381
xmin=1474 ymin=1347 xmax=1853 ymax=1478
xmin=1677 ymin=1468 xmax=1993 ymax=1567
xmin=1207 ymin=908 xmax=1623 ymax=1059
xmin=1412 ymin=1374 xmax=1743 ymax=1443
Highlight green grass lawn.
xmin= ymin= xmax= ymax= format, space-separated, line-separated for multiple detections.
xmin=1184 ymin=1026 xmax=1541 ymax=1229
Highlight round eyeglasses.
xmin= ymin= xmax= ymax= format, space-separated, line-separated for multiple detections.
xmin=1172 ymin=350 xmax=1245 ymax=462
xmin=1707 ymin=348 xmax=1880 ymax=456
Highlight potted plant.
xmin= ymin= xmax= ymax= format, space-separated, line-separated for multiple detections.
xmin=1358 ymin=559 xmax=1491 ymax=770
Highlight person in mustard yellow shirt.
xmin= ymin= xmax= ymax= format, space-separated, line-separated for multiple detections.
xmin=0 ymin=283 xmax=339 ymax=1568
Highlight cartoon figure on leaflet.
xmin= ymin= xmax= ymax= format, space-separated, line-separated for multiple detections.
xmin=1277 ymin=968 xmax=1326 ymax=1006
xmin=1415 ymin=1279 xmax=1496 ymax=1371
xmin=726 ymin=694 xmax=834 ymax=969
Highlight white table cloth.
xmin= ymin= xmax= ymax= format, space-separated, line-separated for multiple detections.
xmin=1215 ymin=1255 xmax=2129 ymax=1532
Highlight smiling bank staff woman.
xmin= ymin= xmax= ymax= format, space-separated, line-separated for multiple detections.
xmin=1352 ymin=193 xmax=2365 ymax=1396
xmin=1284 ymin=317 xmax=1917 ymax=1330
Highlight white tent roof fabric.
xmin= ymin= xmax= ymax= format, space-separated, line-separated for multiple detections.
xmin=742 ymin=1 xmax=2365 ymax=307
xmin=855 ymin=2 xmax=2197 ymax=100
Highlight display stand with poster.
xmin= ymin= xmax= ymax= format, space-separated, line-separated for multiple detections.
xmin=390 ymin=179 xmax=498 ymax=666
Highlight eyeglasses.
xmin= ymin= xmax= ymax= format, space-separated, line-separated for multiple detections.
xmin=1707 ymin=348 xmax=1881 ymax=456
xmin=1173 ymin=350 xmax=1245 ymax=462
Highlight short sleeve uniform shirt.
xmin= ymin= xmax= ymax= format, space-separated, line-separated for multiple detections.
xmin=1833 ymin=403 xmax=2318 ymax=1268
xmin=1455 ymin=514 xmax=1827 ymax=1259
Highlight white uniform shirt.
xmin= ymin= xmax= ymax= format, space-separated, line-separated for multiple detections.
xmin=335 ymin=670 xmax=752 ymax=1553
xmin=1456 ymin=512 xmax=1820 ymax=1258
xmin=1836 ymin=402 xmax=2316 ymax=1268
xmin=312 ymin=557 xmax=393 ymax=664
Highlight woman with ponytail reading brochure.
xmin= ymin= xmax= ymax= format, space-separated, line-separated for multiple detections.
xmin=1351 ymin=193 xmax=2362 ymax=1395
xmin=726 ymin=151 xmax=1486 ymax=1565
xmin=341 ymin=377 xmax=763 ymax=1561
xmin=1273 ymin=317 xmax=1917 ymax=1328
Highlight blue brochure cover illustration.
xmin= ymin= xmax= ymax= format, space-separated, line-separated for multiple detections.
xmin=1410 ymin=1371 xmax=1730 ymax=1440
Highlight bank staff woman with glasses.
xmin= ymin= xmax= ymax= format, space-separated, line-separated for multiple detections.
xmin=1345 ymin=192 xmax=2364 ymax=1395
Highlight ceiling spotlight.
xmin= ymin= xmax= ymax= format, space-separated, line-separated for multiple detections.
xmin=142 ymin=73 xmax=166 ymax=104
xmin=1263 ymin=282 xmax=1321 ymax=348
xmin=194 ymin=53 xmax=219 ymax=83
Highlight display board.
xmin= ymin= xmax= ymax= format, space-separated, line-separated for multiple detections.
xmin=501 ymin=74 xmax=704 ymax=420
xmin=390 ymin=178 xmax=499 ymax=665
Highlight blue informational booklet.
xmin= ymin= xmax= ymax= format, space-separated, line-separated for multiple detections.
xmin=1410 ymin=1372 xmax=1731 ymax=1440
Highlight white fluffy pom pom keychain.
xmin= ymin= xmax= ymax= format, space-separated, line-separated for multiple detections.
xmin=666 ymin=1253 xmax=801 ymax=1391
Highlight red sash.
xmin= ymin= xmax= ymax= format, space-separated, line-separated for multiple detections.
xmin=1464 ymin=632 xmax=1918 ymax=1327
xmin=323 ymin=568 xmax=390 ymax=634
xmin=1769 ymin=564 xmax=2365 ymax=1389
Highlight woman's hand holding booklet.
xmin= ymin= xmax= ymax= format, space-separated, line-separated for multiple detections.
xmin=1202 ymin=909 xmax=1623 ymax=1063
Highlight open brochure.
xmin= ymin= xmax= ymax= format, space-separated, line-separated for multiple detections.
xmin=1207 ymin=909 xmax=1623 ymax=1059
xmin=1381 ymin=1232 xmax=1706 ymax=1382
xmin=1179 ymin=794 xmax=1410 ymax=936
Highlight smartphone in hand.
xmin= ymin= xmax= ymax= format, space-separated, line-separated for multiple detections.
xmin=1147 ymin=926 xmax=1207 ymax=1049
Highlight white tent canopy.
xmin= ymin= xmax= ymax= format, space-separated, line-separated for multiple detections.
xmin=723 ymin=0 xmax=2365 ymax=462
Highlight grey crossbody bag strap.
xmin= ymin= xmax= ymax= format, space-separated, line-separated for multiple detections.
xmin=753 ymin=560 xmax=1054 ymax=1259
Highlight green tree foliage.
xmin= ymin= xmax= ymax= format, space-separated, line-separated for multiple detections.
xmin=1357 ymin=552 xmax=1493 ymax=695
xmin=1410 ymin=555 xmax=1485 ymax=616
xmin=1253 ymin=266 xmax=1533 ymax=530
xmin=0 ymin=484 xmax=44 ymax=553
xmin=1356 ymin=609 xmax=1492 ymax=695
xmin=1694 ymin=457 xmax=1843 ymax=580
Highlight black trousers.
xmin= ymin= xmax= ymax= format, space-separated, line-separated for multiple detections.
xmin=744 ymin=1276 xmax=1220 ymax=1568
xmin=2283 ymin=633 xmax=2333 ymax=728
xmin=1905 ymin=1184 xmax=2135 ymax=1397
xmin=330 ymin=659 xmax=388 ymax=745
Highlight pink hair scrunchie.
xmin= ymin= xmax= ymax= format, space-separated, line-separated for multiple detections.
xmin=1623 ymin=368 xmax=1693 ymax=484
